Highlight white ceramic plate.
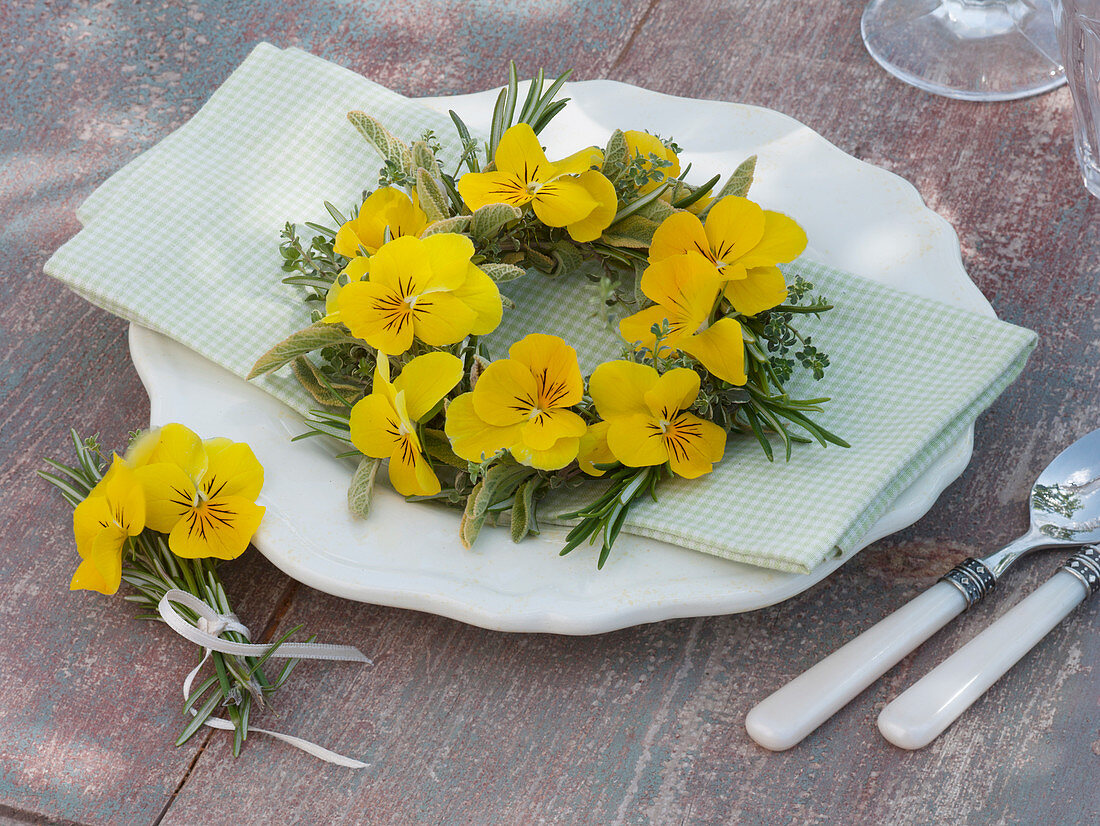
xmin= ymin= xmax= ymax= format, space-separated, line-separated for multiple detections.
xmin=129 ymin=80 xmax=988 ymax=634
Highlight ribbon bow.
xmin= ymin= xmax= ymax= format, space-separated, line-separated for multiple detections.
xmin=158 ymin=589 xmax=371 ymax=768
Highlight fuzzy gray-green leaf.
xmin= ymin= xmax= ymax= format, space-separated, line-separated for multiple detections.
xmin=290 ymin=357 xmax=361 ymax=408
xmin=420 ymin=215 xmax=472 ymax=237
xmin=602 ymin=129 xmax=628 ymax=180
xmin=247 ymin=322 xmax=359 ymax=379
xmin=470 ymin=203 xmax=523 ymax=240
xmin=480 ymin=262 xmax=529 ymax=283
xmin=600 ymin=215 xmax=660 ymax=248
xmin=348 ymin=456 xmax=381 ymax=519
xmin=347 ymin=111 xmax=414 ymax=173
xmin=415 ymin=168 xmax=449 ymax=224
xmin=716 ymin=154 xmax=756 ymax=200
xmin=410 ymin=140 xmax=438 ymax=174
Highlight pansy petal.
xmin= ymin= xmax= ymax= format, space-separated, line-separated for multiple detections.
xmin=444 ymin=393 xmax=522 ymax=463
xmin=567 ymin=171 xmax=618 ymax=243
xmin=362 ymin=186 xmax=428 ymax=244
xmin=643 ymin=367 xmax=701 ymax=419
xmin=511 ymin=435 xmax=581 ymax=471
xmin=349 ymin=393 xmax=403 ymax=459
xmin=338 ymin=280 xmax=416 ymax=355
xmin=420 ymin=232 xmax=475 ymax=292
xmin=83 ymin=527 xmax=126 ymax=594
xmin=619 ymin=305 xmax=679 ymax=356
xmin=522 ymin=407 xmax=587 ymax=451
xmin=679 ymin=317 xmax=747 ymax=386
xmin=393 ymin=351 xmax=464 ymax=422
xmin=99 ymin=456 xmax=145 ymax=536
xmin=588 ymin=360 xmax=656 ymax=421
xmin=649 ymin=211 xmax=710 ymax=263
xmin=457 ymin=170 xmax=530 ymax=210
xmin=452 ymin=264 xmax=503 ymax=335
xmin=494 ymin=123 xmax=553 ymax=182
xmin=704 ymin=196 xmax=765 ymax=266
xmin=472 ymin=360 xmax=540 ymax=426
xmin=134 ymin=462 xmax=197 ymax=533
xmin=553 ymin=146 xmax=604 ymax=175
xmin=507 ymin=333 xmax=584 ymax=409
xmin=70 ymin=555 xmax=115 ymax=595
xmin=578 ymin=421 xmax=615 ymax=476
xmin=410 ymin=291 xmax=479 ymax=347
xmin=724 ymin=266 xmax=788 ymax=316
xmin=623 ymin=130 xmax=681 ymax=194
xmin=365 ymin=234 xmax=432 ymax=293
xmin=201 ymin=441 xmax=264 ymax=501
xmin=126 ymin=423 xmax=205 ymax=478
xmin=531 ymin=176 xmax=598 ymax=228
xmin=665 ymin=413 xmax=726 ymax=479
xmin=387 ymin=438 xmax=441 ymax=497
xmin=606 ymin=413 xmax=669 ymax=468
xmin=639 ymin=252 xmax=720 ymax=324
xmin=737 ymin=210 xmax=807 ymax=269
xmin=169 ymin=496 xmax=265 ymax=560
xmin=73 ymin=496 xmax=114 ymax=560
xmin=334 ymin=222 xmax=368 ymax=258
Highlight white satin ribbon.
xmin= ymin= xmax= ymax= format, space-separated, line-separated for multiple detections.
xmin=158 ymin=588 xmax=371 ymax=768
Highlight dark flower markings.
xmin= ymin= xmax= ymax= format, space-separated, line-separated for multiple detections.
xmin=643 ymin=410 xmax=704 ymax=462
xmin=506 ymin=368 xmax=572 ymax=422
xmin=369 ymin=275 xmax=434 ymax=334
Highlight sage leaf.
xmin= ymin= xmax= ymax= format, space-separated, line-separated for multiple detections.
xmin=410 ymin=140 xmax=438 ymax=174
xmin=470 ymin=202 xmax=523 ymax=240
xmin=480 ymin=262 xmax=528 ymax=283
xmin=602 ymin=129 xmax=628 ymax=181
xmin=716 ymin=154 xmax=756 ymax=200
xmin=600 ymin=215 xmax=660 ymax=248
xmin=247 ymin=322 xmax=359 ymax=379
xmin=420 ymin=215 xmax=471 ymax=237
xmin=290 ymin=357 xmax=360 ymax=408
xmin=415 ymin=168 xmax=449 ymax=224
xmin=348 ymin=456 xmax=381 ymax=519
xmin=347 ymin=111 xmax=414 ymax=174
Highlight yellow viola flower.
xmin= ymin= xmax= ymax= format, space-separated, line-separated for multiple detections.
xmin=130 ymin=423 xmax=266 ymax=561
xmin=588 ymin=361 xmax=726 ymax=479
xmin=70 ymin=455 xmax=145 ymax=595
xmin=619 ymin=253 xmax=748 ymax=386
xmin=649 ymin=195 xmax=806 ymax=300
xmin=444 ymin=333 xmax=586 ymax=471
xmin=333 ymin=234 xmax=503 ymax=355
xmin=334 ymin=187 xmax=428 ymax=259
xmin=349 ymin=351 xmax=463 ymax=497
xmin=623 ymin=130 xmax=681 ymax=194
xmin=323 ymin=257 xmax=369 ymax=323
xmin=577 ymin=421 xmax=615 ymax=477
xmin=456 ymin=123 xmax=616 ymax=243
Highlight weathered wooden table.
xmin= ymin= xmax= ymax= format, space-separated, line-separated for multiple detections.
xmin=2 ymin=2 xmax=1097 ymax=824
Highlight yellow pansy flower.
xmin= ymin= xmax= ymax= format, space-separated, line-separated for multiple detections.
xmin=457 ymin=123 xmax=617 ymax=243
xmin=129 ymin=424 xmax=265 ymax=561
xmin=623 ymin=130 xmax=681 ymax=194
xmin=649 ymin=195 xmax=805 ymax=314
xmin=445 ymin=333 xmax=586 ymax=470
xmin=349 ymin=351 xmax=463 ymax=497
xmin=70 ymin=455 xmax=145 ymax=595
xmin=577 ymin=421 xmax=615 ymax=477
xmin=333 ymin=234 xmax=502 ymax=355
xmin=334 ymin=187 xmax=428 ymax=259
xmin=588 ymin=362 xmax=726 ymax=479
xmin=619 ymin=253 xmax=748 ymax=386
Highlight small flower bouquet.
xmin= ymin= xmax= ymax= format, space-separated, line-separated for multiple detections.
xmin=249 ymin=66 xmax=847 ymax=567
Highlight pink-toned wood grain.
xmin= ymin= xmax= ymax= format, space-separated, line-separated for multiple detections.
xmin=1 ymin=1 xmax=1097 ymax=824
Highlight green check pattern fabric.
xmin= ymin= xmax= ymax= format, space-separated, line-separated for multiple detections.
xmin=45 ymin=43 xmax=1037 ymax=574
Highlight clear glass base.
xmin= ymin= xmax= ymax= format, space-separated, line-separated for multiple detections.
xmin=861 ymin=0 xmax=1067 ymax=101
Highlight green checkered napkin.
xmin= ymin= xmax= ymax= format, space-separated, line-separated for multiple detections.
xmin=45 ymin=43 xmax=1037 ymax=574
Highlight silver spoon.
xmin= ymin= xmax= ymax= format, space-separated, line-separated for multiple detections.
xmin=745 ymin=427 xmax=1100 ymax=751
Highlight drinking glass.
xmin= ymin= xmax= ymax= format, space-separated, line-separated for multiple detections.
xmin=862 ymin=1 xmax=1066 ymax=100
xmin=1053 ymin=1 xmax=1100 ymax=196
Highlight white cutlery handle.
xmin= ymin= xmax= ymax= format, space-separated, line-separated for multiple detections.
xmin=746 ymin=580 xmax=968 ymax=750
xmin=878 ymin=568 xmax=1093 ymax=750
